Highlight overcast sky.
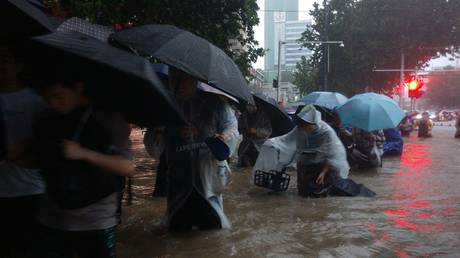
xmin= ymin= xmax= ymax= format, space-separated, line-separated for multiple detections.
xmin=253 ymin=0 xmax=456 ymax=70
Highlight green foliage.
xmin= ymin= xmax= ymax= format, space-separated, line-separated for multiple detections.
xmin=292 ymin=56 xmax=319 ymax=95
xmin=300 ymin=0 xmax=460 ymax=95
xmin=45 ymin=0 xmax=264 ymax=79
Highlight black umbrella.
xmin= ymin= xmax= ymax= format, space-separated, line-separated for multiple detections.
xmin=110 ymin=25 xmax=254 ymax=105
xmin=1 ymin=0 xmax=55 ymax=42
xmin=26 ymin=31 xmax=186 ymax=126
xmin=253 ymin=94 xmax=294 ymax=138
xmin=57 ymin=17 xmax=114 ymax=42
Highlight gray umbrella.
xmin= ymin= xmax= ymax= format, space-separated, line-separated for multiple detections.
xmin=110 ymin=25 xmax=254 ymax=105
xmin=57 ymin=17 xmax=114 ymax=42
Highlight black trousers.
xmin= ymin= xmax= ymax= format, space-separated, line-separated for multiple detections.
xmin=169 ymin=190 xmax=222 ymax=231
xmin=237 ymin=138 xmax=258 ymax=167
xmin=152 ymin=152 xmax=168 ymax=197
xmin=296 ymin=163 xmax=376 ymax=198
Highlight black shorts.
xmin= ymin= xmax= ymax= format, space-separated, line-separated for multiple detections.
xmin=35 ymin=225 xmax=117 ymax=258
xmin=0 ymin=194 xmax=43 ymax=257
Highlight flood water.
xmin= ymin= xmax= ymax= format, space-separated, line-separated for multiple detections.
xmin=118 ymin=125 xmax=460 ymax=258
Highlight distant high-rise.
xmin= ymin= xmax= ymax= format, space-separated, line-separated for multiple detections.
xmin=264 ymin=0 xmax=299 ymax=71
xmin=284 ymin=20 xmax=312 ymax=69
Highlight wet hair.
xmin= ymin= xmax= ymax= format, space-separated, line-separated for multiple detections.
xmin=0 ymin=38 xmax=28 ymax=63
xmin=26 ymin=64 xmax=88 ymax=95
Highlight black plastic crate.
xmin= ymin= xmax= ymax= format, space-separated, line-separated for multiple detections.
xmin=254 ymin=170 xmax=290 ymax=192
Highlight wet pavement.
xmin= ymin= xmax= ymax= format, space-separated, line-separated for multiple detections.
xmin=118 ymin=125 xmax=460 ymax=258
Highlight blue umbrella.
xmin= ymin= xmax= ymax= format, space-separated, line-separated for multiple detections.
xmin=300 ymin=91 xmax=348 ymax=109
xmin=336 ymin=93 xmax=404 ymax=132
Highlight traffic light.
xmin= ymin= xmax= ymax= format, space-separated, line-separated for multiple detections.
xmin=408 ymin=79 xmax=424 ymax=98
xmin=273 ymin=78 xmax=278 ymax=88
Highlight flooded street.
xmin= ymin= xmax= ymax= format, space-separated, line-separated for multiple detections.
xmin=119 ymin=125 xmax=460 ymax=258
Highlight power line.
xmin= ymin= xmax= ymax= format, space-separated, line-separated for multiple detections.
xmin=257 ymin=10 xmax=310 ymax=12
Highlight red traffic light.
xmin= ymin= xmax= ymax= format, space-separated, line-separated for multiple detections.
xmin=408 ymin=80 xmax=420 ymax=91
xmin=408 ymin=79 xmax=424 ymax=98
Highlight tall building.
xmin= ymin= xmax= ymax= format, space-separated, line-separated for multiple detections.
xmin=284 ymin=20 xmax=311 ymax=69
xmin=264 ymin=0 xmax=299 ymax=71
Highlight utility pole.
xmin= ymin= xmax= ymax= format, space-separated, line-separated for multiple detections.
xmin=323 ymin=0 xmax=329 ymax=91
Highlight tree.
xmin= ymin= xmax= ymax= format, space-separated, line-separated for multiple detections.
xmin=45 ymin=0 xmax=264 ymax=79
xmin=300 ymin=0 xmax=460 ymax=95
xmin=292 ymin=56 xmax=319 ymax=95
xmin=423 ymin=66 xmax=460 ymax=109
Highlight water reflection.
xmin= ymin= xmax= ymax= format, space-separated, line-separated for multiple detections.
xmin=119 ymin=127 xmax=460 ymax=257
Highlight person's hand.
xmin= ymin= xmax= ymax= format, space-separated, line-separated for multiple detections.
xmin=62 ymin=140 xmax=89 ymax=161
xmin=249 ymin=128 xmax=257 ymax=135
xmin=180 ymin=126 xmax=196 ymax=139
xmin=316 ymin=170 xmax=328 ymax=185
xmin=215 ymin=133 xmax=231 ymax=143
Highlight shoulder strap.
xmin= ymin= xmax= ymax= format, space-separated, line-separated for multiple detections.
xmin=72 ymin=105 xmax=93 ymax=141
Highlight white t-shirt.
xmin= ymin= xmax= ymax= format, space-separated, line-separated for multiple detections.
xmin=0 ymin=88 xmax=46 ymax=197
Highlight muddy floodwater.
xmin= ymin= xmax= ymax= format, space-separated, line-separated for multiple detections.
xmin=118 ymin=125 xmax=460 ymax=258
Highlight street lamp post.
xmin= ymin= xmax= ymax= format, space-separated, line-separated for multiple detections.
xmin=301 ymin=41 xmax=344 ymax=91
xmin=277 ymin=40 xmax=285 ymax=102
xmin=324 ymin=0 xmax=329 ymax=91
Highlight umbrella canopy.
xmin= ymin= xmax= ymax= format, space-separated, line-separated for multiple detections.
xmin=300 ymin=91 xmax=348 ymax=109
xmin=26 ymin=31 xmax=186 ymax=126
xmin=336 ymin=93 xmax=404 ymax=132
xmin=148 ymin=63 xmax=239 ymax=103
xmin=110 ymin=25 xmax=254 ymax=105
xmin=1 ymin=0 xmax=55 ymax=42
xmin=253 ymin=93 xmax=294 ymax=137
xmin=295 ymin=104 xmax=339 ymax=126
xmin=57 ymin=17 xmax=114 ymax=42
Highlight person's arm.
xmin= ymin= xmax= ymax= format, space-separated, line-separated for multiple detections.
xmin=316 ymin=163 xmax=330 ymax=185
xmin=215 ymin=105 xmax=239 ymax=154
xmin=63 ymin=140 xmax=135 ymax=177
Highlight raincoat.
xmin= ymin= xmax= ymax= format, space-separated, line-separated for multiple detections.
xmin=253 ymin=105 xmax=375 ymax=197
xmin=159 ymin=92 xmax=239 ymax=229
xmin=253 ymin=121 xmax=350 ymax=179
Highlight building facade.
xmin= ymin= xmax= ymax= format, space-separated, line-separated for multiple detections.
xmin=264 ymin=0 xmax=299 ymax=71
xmin=264 ymin=0 xmax=312 ymax=84
xmin=284 ymin=20 xmax=312 ymax=69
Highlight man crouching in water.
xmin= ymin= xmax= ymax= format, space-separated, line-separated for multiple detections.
xmin=295 ymin=105 xmax=351 ymax=197
xmin=254 ymin=105 xmax=375 ymax=198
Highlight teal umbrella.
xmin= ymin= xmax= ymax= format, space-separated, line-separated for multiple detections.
xmin=300 ymin=91 xmax=348 ymax=109
xmin=336 ymin=93 xmax=404 ymax=132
